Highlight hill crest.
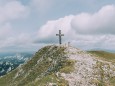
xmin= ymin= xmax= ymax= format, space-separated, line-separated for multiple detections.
xmin=0 ymin=45 xmax=115 ymax=86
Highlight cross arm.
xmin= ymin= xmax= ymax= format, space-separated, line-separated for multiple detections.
xmin=61 ymin=34 xmax=64 ymax=36
xmin=56 ymin=34 xmax=59 ymax=36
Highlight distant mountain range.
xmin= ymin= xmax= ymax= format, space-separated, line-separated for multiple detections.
xmin=0 ymin=52 xmax=33 ymax=76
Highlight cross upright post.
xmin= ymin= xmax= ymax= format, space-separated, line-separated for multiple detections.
xmin=56 ymin=30 xmax=64 ymax=45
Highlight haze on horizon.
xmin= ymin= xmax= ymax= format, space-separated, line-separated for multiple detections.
xmin=0 ymin=0 xmax=115 ymax=52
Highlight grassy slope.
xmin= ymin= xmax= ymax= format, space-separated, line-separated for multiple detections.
xmin=88 ymin=50 xmax=115 ymax=86
xmin=0 ymin=47 xmax=115 ymax=86
xmin=88 ymin=51 xmax=115 ymax=62
xmin=0 ymin=45 xmax=75 ymax=86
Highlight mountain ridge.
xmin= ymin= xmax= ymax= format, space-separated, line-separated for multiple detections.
xmin=0 ymin=45 xmax=115 ymax=86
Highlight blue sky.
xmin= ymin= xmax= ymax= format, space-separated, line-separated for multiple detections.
xmin=0 ymin=0 xmax=115 ymax=52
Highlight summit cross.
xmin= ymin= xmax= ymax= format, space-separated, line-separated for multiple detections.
xmin=56 ymin=30 xmax=64 ymax=44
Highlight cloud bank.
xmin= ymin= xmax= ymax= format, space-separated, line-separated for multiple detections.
xmin=0 ymin=0 xmax=30 ymax=52
xmin=72 ymin=5 xmax=115 ymax=34
xmin=1 ymin=0 xmax=115 ymax=52
xmin=37 ymin=5 xmax=115 ymax=50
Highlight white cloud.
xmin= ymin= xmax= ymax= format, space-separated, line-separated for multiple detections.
xmin=0 ymin=23 xmax=12 ymax=39
xmin=0 ymin=0 xmax=29 ymax=23
xmin=0 ymin=0 xmax=29 ymax=38
xmin=37 ymin=15 xmax=76 ymax=43
xmin=36 ymin=5 xmax=115 ymax=50
xmin=0 ymin=32 xmax=35 ymax=51
xmin=71 ymin=5 xmax=115 ymax=34
xmin=70 ymin=34 xmax=115 ymax=50
xmin=0 ymin=2 xmax=115 ymax=52
xmin=0 ymin=0 xmax=30 ymax=51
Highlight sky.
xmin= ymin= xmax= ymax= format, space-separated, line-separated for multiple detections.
xmin=0 ymin=0 xmax=115 ymax=52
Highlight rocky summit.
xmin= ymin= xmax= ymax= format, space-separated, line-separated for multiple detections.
xmin=0 ymin=45 xmax=115 ymax=86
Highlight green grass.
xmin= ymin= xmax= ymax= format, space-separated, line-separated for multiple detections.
xmin=109 ymin=77 xmax=115 ymax=86
xmin=59 ymin=59 xmax=76 ymax=73
xmin=88 ymin=51 xmax=115 ymax=62
xmin=0 ymin=45 xmax=71 ymax=86
xmin=27 ymin=73 xmax=68 ymax=86
xmin=1 ymin=46 xmax=114 ymax=86
xmin=88 ymin=51 xmax=115 ymax=86
xmin=92 ymin=61 xmax=115 ymax=86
